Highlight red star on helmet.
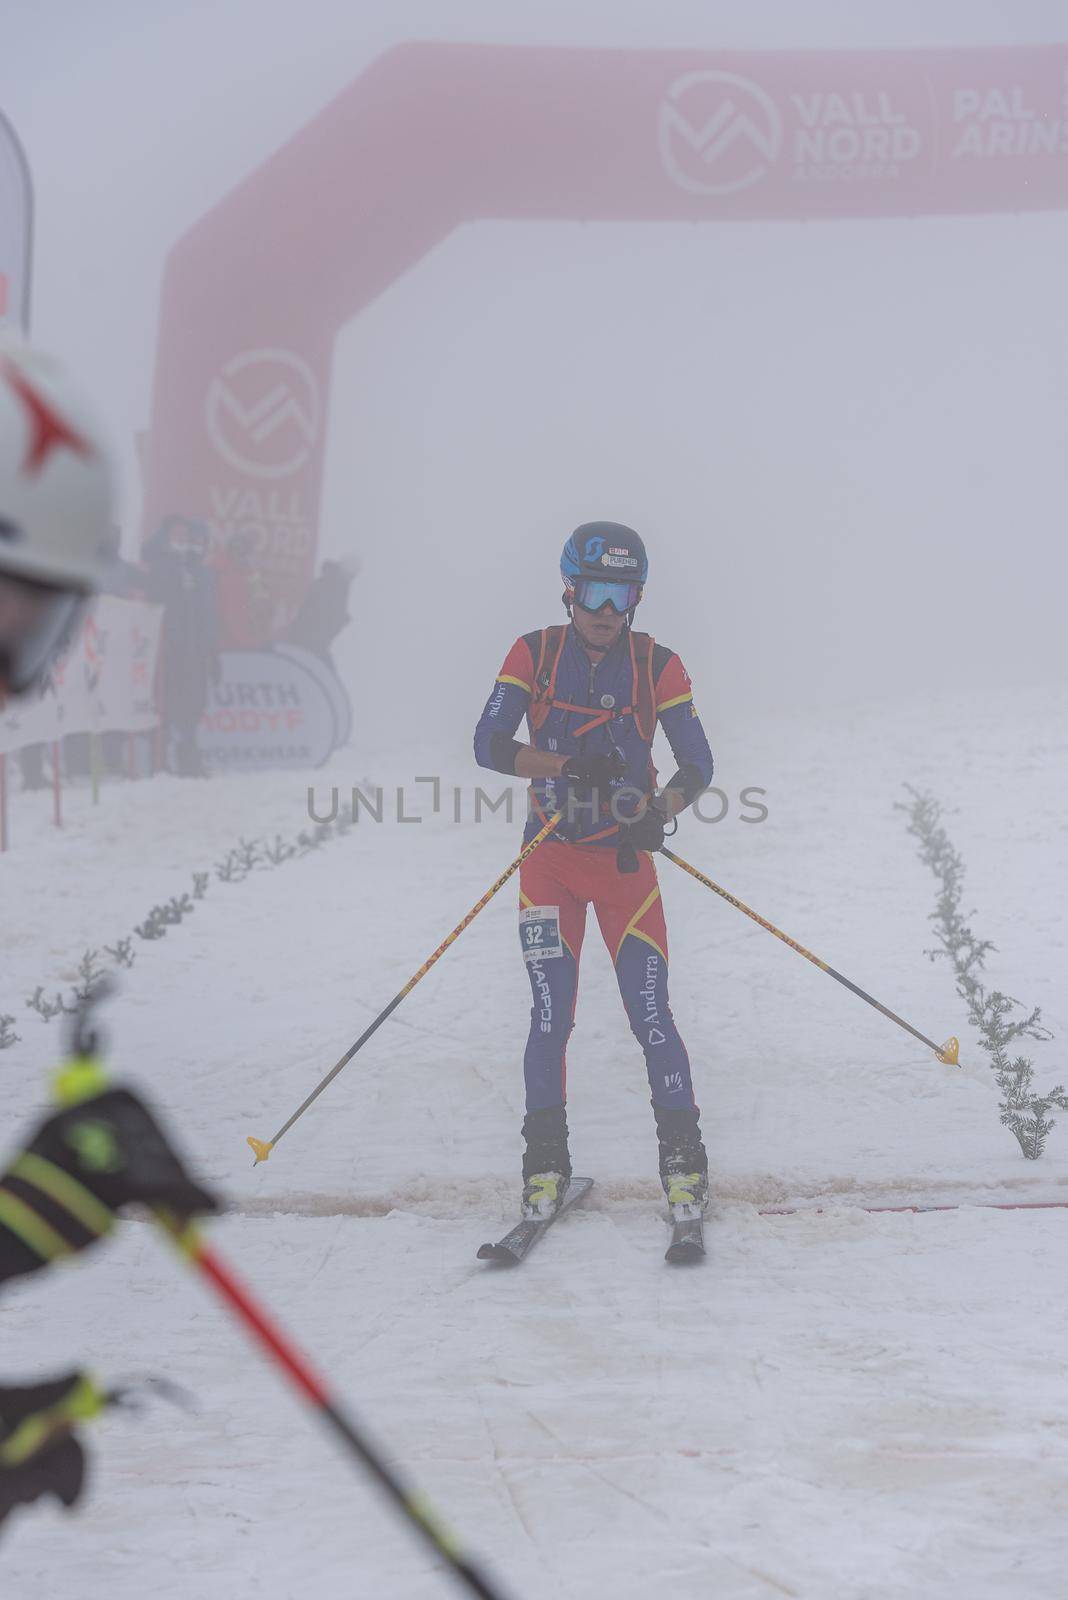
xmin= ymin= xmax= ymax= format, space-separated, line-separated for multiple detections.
xmin=1 ymin=356 xmax=92 ymax=475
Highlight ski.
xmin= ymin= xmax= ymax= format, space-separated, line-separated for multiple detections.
xmin=665 ymin=1204 xmax=706 ymax=1264
xmin=477 ymin=1177 xmax=593 ymax=1265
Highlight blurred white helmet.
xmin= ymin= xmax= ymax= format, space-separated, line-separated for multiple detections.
xmin=0 ymin=336 xmax=114 ymax=693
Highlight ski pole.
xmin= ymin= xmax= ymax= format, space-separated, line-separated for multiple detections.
xmin=157 ymin=1212 xmax=513 ymax=1600
xmin=660 ymin=847 xmax=959 ymax=1066
xmin=248 ymin=809 xmax=564 ymax=1163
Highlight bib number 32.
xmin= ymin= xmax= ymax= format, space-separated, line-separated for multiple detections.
xmin=519 ymin=905 xmax=563 ymax=963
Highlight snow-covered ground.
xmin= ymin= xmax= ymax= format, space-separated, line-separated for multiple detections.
xmin=2 ymin=680 xmax=1067 ymax=1599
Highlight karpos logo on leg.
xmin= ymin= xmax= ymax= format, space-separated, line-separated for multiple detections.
xmin=205 ymin=348 xmax=319 ymax=479
xmin=658 ymin=70 xmax=782 ymax=196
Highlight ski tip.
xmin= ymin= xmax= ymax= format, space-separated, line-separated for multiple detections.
xmin=665 ymin=1240 xmax=705 ymax=1264
xmin=247 ymin=1135 xmax=274 ymax=1165
xmin=477 ymin=1243 xmax=518 ymax=1264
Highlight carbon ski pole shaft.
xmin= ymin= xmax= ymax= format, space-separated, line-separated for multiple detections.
xmin=248 ymin=811 xmax=563 ymax=1163
xmin=660 ymin=846 xmax=959 ymax=1066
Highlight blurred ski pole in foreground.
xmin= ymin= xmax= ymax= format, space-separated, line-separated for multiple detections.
xmin=0 ymin=981 xmax=219 ymax=1539
xmin=660 ymin=847 xmax=960 ymax=1067
xmin=159 ymin=1212 xmax=515 ymax=1600
xmin=247 ymin=808 xmax=564 ymax=1164
xmin=0 ymin=987 xmax=517 ymax=1596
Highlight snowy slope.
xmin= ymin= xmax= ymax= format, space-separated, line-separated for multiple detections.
xmin=2 ymin=680 xmax=1067 ymax=1599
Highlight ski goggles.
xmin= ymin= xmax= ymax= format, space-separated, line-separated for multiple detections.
xmin=0 ymin=569 xmax=84 ymax=695
xmin=572 ymin=576 xmax=642 ymax=614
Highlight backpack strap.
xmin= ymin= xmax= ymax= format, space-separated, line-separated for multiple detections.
xmin=528 ymin=624 xmax=568 ymax=733
xmin=529 ymin=624 xmax=657 ymax=742
xmin=628 ymin=630 xmax=657 ymax=742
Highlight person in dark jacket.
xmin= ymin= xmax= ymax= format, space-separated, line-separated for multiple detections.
xmin=144 ymin=517 xmax=220 ymax=776
xmin=283 ymin=557 xmax=356 ymax=667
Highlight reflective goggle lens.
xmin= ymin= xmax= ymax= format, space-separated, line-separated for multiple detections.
xmin=0 ymin=571 xmax=83 ymax=694
xmin=573 ymin=577 xmax=642 ymax=614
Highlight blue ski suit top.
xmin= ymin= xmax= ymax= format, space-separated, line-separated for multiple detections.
xmin=473 ymin=623 xmax=715 ymax=847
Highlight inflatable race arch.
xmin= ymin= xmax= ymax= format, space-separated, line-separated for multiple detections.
xmin=143 ymin=41 xmax=1068 ymax=645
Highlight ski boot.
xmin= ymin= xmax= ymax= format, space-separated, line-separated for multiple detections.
xmin=654 ymin=1104 xmax=710 ymax=1215
xmin=664 ymin=1170 xmax=708 ymax=1214
xmin=655 ymin=1105 xmax=709 ymax=1262
xmin=521 ymin=1172 xmax=570 ymax=1221
xmin=521 ymin=1105 xmax=572 ymax=1221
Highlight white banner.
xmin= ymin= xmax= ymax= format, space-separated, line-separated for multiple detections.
xmin=0 ymin=597 xmax=163 ymax=754
xmin=0 ymin=109 xmax=32 ymax=331
xmin=196 ymin=646 xmax=339 ymax=772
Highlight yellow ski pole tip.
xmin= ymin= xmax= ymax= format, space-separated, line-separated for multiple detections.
xmin=247 ymin=1136 xmax=274 ymax=1164
xmin=937 ymin=1036 xmax=960 ymax=1066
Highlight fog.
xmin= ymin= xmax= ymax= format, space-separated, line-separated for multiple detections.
xmin=5 ymin=12 xmax=1068 ymax=1592
xmin=4 ymin=0 xmax=1067 ymax=754
xmin=324 ymin=210 xmax=1068 ymax=746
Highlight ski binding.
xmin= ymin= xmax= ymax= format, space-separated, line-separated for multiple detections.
xmin=478 ymin=1177 xmax=593 ymax=1265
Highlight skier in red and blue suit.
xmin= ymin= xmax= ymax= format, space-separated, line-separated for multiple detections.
xmin=474 ymin=523 xmax=715 ymax=1220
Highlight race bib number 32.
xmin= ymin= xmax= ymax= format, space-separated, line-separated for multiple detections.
xmin=519 ymin=905 xmax=563 ymax=962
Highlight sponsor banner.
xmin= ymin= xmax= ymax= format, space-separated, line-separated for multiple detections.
xmin=654 ymin=54 xmax=1068 ymax=203
xmin=196 ymin=648 xmax=339 ymax=772
xmin=203 ymin=347 xmax=321 ymax=644
xmin=273 ymin=644 xmax=353 ymax=749
xmin=0 ymin=109 xmax=31 ymax=331
xmin=144 ymin=339 xmax=327 ymax=653
xmin=0 ymin=597 xmax=163 ymax=754
xmin=94 ymin=599 xmax=163 ymax=731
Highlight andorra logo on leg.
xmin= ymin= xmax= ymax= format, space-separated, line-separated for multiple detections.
xmin=658 ymin=70 xmax=783 ymax=196
xmin=205 ymin=348 xmax=320 ymax=480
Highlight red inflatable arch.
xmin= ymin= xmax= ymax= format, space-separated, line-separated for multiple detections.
xmin=143 ymin=42 xmax=1068 ymax=644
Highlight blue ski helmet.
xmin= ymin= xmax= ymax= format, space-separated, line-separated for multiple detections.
xmin=560 ymin=522 xmax=648 ymax=614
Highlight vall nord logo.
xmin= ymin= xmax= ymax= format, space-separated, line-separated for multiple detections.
xmin=658 ymin=70 xmax=783 ymax=196
xmin=205 ymin=348 xmax=319 ymax=480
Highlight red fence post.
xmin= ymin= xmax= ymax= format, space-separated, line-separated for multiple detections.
xmin=154 ymin=617 xmax=165 ymax=774
xmin=51 ymin=739 xmax=62 ymax=829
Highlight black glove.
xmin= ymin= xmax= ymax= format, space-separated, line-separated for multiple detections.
xmin=561 ymin=749 xmax=625 ymax=790
xmin=0 ymin=1086 xmax=219 ymax=1288
xmin=0 ymin=1372 xmax=98 ymax=1533
xmin=619 ymin=796 xmax=670 ymax=855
